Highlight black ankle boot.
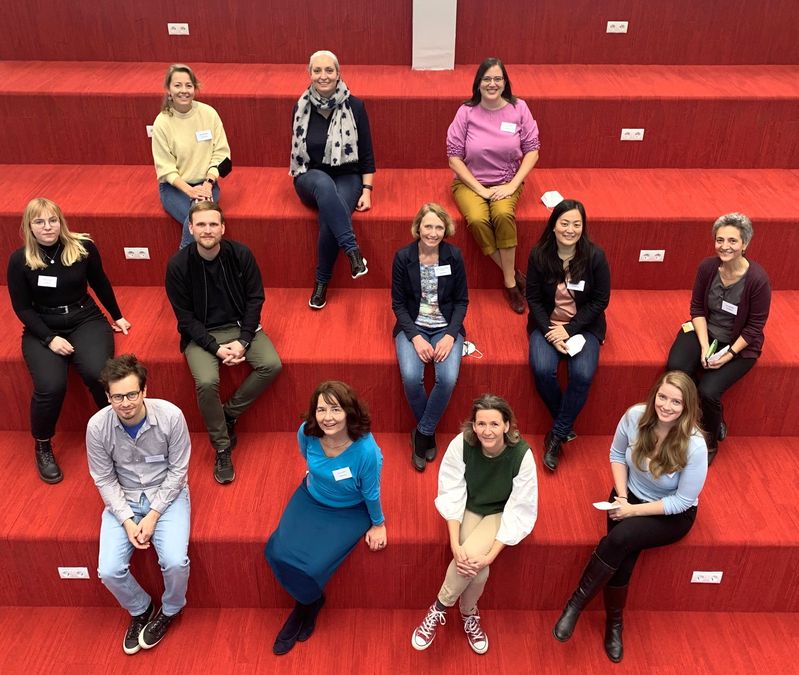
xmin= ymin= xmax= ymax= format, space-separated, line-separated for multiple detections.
xmin=543 ymin=431 xmax=563 ymax=471
xmin=309 ymin=281 xmax=328 ymax=309
xmin=35 ymin=438 xmax=63 ymax=484
xmin=297 ymin=593 xmax=325 ymax=642
xmin=553 ymin=552 xmax=617 ymax=642
xmin=346 ymin=248 xmax=368 ymax=279
xmin=603 ymin=585 xmax=627 ymax=662
xmin=273 ymin=603 xmax=306 ymax=655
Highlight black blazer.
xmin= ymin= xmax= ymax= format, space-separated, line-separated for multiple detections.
xmin=525 ymin=244 xmax=611 ymax=342
xmin=391 ymin=240 xmax=468 ymax=339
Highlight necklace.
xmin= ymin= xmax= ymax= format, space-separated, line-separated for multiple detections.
xmin=41 ymin=244 xmax=61 ymax=265
xmin=321 ymin=436 xmax=351 ymax=452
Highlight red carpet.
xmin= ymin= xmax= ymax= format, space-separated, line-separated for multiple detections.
xmin=0 ymin=287 xmax=795 ymax=436
xmin=2 ymin=166 xmax=799 ymax=289
xmin=1 ymin=431 xmax=797 ymax=612
xmin=1 ymin=607 xmax=797 ymax=674
xmin=1 ymin=62 xmax=797 ymax=167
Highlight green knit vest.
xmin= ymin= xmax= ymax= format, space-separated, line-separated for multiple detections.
xmin=463 ymin=437 xmax=530 ymax=515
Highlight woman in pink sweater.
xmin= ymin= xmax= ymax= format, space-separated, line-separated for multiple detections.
xmin=446 ymin=57 xmax=540 ymax=314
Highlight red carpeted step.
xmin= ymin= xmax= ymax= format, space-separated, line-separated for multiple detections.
xmin=1 ymin=62 xmax=797 ymax=168
xmin=1 ymin=431 xmax=798 ymax=612
xmin=0 ymin=287 xmax=796 ymax=436
xmin=3 ymin=165 xmax=799 ymax=290
xmin=1 ymin=606 xmax=797 ymax=673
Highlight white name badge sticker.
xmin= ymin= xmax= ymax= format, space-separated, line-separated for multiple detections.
xmin=38 ymin=275 xmax=57 ymax=288
xmin=566 ymin=280 xmax=586 ymax=292
xmin=332 ymin=467 xmax=353 ymax=481
xmin=435 ymin=265 xmax=452 ymax=277
xmin=721 ymin=300 xmax=738 ymax=315
xmin=195 ymin=129 xmax=213 ymax=142
xmin=500 ymin=121 xmax=517 ymax=133
xmin=144 ymin=454 xmax=165 ymax=463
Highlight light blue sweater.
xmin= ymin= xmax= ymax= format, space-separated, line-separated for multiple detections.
xmin=609 ymin=405 xmax=707 ymax=515
xmin=298 ymin=423 xmax=385 ymax=525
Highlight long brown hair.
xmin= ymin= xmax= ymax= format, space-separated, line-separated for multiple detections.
xmin=632 ymin=371 xmax=701 ymax=478
xmin=461 ymin=393 xmax=521 ymax=446
xmin=303 ymin=381 xmax=371 ymax=440
xmin=21 ymin=198 xmax=90 ymax=270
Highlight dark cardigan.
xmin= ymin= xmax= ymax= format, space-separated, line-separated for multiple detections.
xmin=690 ymin=256 xmax=771 ymax=358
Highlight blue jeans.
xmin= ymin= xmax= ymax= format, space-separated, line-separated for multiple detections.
xmin=395 ymin=329 xmax=464 ymax=436
xmin=159 ymin=181 xmax=221 ymax=249
xmin=98 ymin=487 xmax=191 ymax=617
xmin=528 ymin=330 xmax=600 ymax=439
xmin=294 ymin=170 xmax=361 ymax=284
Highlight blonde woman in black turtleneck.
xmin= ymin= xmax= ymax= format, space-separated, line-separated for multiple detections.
xmin=7 ymin=198 xmax=130 ymax=484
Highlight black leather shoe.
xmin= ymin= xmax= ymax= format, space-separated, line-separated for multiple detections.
xmin=504 ymin=285 xmax=525 ymax=314
xmin=297 ymin=594 xmax=326 ymax=642
xmin=309 ymin=281 xmax=328 ymax=309
xmin=346 ymin=248 xmax=368 ymax=279
xmin=707 ymin=447 xmax=718 ymax=466
xmin=718 ymin=420 xmax=727 ymax=441
xmin=543 ymin=432 xmax=563 ymax=472
xmin=35 ymin=439 xmax=63 ymax=484
xmin=514 ymin=269 xmax=527 ymax=296
xmin=273 ymin=604 xmax=306 ymax=655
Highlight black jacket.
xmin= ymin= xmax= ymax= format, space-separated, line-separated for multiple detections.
xmin=525 ymin=244 xmax=610 ymax=342
xmin=391 ymin=240 xmax=468 ymax=339
xmin=165 ymin=239 xmax=265 ymax=353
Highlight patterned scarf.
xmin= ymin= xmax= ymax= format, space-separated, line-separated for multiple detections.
xmin=289 ymin=80 xmax=360 ymax=177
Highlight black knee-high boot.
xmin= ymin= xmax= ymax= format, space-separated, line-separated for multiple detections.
xmin=553 ymin=551 xmax=617 ymax=642
xmin=603 ymin=585 xmax=628 ymax=662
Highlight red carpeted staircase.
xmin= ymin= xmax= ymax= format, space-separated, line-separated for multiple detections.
xmin=1 ymin=1 xmax=798 ymax=672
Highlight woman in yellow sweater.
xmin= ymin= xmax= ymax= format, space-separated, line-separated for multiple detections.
xmin=152 ymin=64 xmax=231 ymax=249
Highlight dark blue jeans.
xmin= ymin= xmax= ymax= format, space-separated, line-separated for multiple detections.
xmin=528 ymin=330 xmax=600 ymax=439
xmin=294 ymin=170 xmax=361 ymax=284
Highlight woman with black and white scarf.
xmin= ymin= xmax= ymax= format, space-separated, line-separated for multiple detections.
xmin=290 ymin=50 xmax=375 ymax=311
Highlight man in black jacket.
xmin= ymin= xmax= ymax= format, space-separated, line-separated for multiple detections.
xmin=165 ymin=201 xmax=281 ymax=484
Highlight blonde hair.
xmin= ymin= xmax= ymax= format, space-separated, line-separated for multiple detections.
xmin=631 ymin=371 xmax=701 ymax=478
xmin=308 ymin=50 xmax=340 ymax=75
xmin=410 ymin=202 xmax=456 ymax=239
xmin=161 ymin=64 xmax=200 ymax=115
xmin=21 ymin=198 xmax=91 ymax=270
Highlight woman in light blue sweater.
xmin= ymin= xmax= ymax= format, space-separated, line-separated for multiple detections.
xmin=553 ymin=371 xmax=708 ymax=662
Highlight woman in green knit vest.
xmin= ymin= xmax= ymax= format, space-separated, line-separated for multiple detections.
xmin=411 ymin=394 xmax=538 ymax=654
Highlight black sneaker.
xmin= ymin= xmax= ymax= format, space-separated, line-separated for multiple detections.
xmin=214 ymin=448 xmax=235 ymax=484
xmin=346 ymin=248 xmax=368 ymax=279
xmin=543 ymin=431 xmax=563 ymax=471
xmin=34 ymin=438 xmax=63 ymax=484
xmin=123 ymin=602 xmax=154 ymax=655
xmin=309 ymin=281 xmax=328 ymax=310
xmin=224 ymin=412 xmax=238 ymax=450
xmin=138 ymin=607 xmax=180 ymax=650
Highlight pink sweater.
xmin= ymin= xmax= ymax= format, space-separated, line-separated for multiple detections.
xmin=446 ymin=99 xmax=540 ymax=185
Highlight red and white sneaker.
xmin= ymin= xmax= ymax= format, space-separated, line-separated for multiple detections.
xmin=462 ymin=611 xmax=489 ymax=654
xmin=411 ymin=604 xmax=447 ymax=651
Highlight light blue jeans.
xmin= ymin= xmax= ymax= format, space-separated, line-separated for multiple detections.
xmin=159 ymin=181 xmax=221 ymax=249
xmin=395 ymin=329 xmax=464 ymax=436
xmin=98 ymin=487 xmax=191 ymax=617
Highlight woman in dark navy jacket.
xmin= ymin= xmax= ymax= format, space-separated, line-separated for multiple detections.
xmin=526 ymin=199 xmax=610 ymax=471
xmin=392 ymin=203 xmax=469 ymax=472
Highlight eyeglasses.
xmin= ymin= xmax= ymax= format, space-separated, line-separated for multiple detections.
xmin=481 ymin=76 xmax=505 ymax=84
xmin=109 ymin=390 xmax=142 ymax=403
xmin=31 ymin=217 xmax=60 ymax=227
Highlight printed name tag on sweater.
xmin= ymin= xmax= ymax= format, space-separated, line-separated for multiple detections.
xmin=196 ymin=129 xmax=213 ymax=142
xmin=566 ymin=280 xmax=585 ymax=292
xmin=145 ymin=454 xmax=165 ymax=463
xmin=500 ymin=122 xmax=517 ymax=133
xmin=721 ymin=300 xmax=738 ymax=315
xmin=332 ymin=467 xmax=353 ymax=481
xmin=435 ymin=265 xmax=452 ymax=277
xmin=38 ymin=275 xmax=57 ymax=287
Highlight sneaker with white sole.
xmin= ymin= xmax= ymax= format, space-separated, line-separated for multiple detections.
xmin=123 ymin=602 xmax=154 ymax=654
xmin=462 ymin=611 xmax=489 ymax=654
xmin=411 ymin=604 xmax=447 ymax=651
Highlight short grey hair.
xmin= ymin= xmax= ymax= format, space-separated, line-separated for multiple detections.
xmin=308 ymin=50 xmax=340 ymax=74
xmin=713 ymin=212 xmax=753 ymax=246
